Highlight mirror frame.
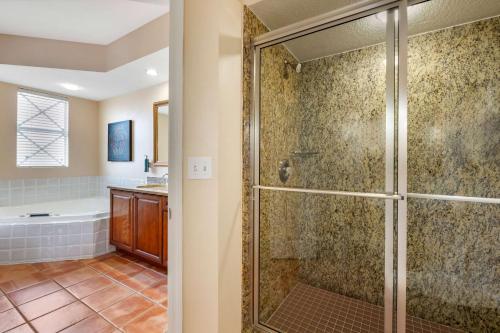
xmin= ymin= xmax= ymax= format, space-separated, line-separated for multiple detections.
xmin=153 ymin=100 xmax=169 ymax=166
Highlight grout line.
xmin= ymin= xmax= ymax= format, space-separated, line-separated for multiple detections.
xmin=86 ymin=260 xmax=166 ymax=307
xmin=52 ymin=303 xmax=103 ymax=333
xmin=37 ymin=263 xmax=123 ymax=333
xmin=82 ymin=257 xmax=167 ymax=330
xmin=4 ymin=283 xmax=61 ymax=307
xmin=4 ymin=277 xmax=90 ymax=332
xmin=2 ymin=292 xmax=35 ymax=333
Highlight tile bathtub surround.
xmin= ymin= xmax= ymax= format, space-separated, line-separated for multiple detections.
xmin=242 ymin=8 xmax=499 ymax=333
xmin=0 ymin=252 xmax=167 ymax=333
xmin=0 ymin=177 xmax=99 ymax=207
xmin=0 ymin=176 xmax=147 ymax=207
xmin=0 ymin=218 xmax=115 ymax=264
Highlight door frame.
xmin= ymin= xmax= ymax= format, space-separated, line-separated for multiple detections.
xmin=249 ymin=1 xmax=409 ymax=332
xmin=168 ymin=0 xmax=184 ymax=332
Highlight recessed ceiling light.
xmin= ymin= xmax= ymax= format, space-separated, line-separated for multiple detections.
xmin=60 ymin=83 xmax=82 ymax=91
xmin=146 ymin=68 xmax=158 ymax=77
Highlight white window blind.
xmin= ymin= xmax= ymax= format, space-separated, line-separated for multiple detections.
xmin=16 ymin=89 xmax=69 ymax=167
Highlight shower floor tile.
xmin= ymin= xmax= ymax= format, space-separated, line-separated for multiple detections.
xmin=266 ymin=283 xmax=464 ymax=333
xmin=0 ymin=252 xmax=167 ymax=333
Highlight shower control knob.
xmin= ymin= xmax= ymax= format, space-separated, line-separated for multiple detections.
xmin=278 ymin=159 xmax=291 ymax=183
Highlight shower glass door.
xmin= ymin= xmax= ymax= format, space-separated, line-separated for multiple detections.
xmin=252 ymin=6 xmax=400 ymax=333
xmin=404 ymin=1 xmax=500 ymax=332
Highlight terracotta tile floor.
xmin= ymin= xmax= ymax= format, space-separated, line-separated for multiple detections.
xmin=0 ymin=252 xmax=167 ymax=333
xmin=266 ymin=283 xmax=465 ymax=333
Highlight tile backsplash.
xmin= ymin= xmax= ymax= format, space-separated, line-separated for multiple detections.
xmin=0 ymin=176 xmax=146 ymax=207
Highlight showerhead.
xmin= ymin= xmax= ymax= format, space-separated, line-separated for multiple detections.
xmin=284 ymin=60 xmax=302 ymax=78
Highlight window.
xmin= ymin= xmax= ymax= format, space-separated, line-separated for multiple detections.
xmin=16 ymin=89 xmax=69 ymax=167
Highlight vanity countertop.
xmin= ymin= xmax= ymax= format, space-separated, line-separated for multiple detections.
xmin=108 ymin=185 xmax=168 ymax=196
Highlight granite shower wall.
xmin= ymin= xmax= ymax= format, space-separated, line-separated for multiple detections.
xmin=243 ymin=9 xmax=498 ymax=333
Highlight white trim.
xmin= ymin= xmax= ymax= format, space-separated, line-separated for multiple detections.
xmin=168 ymin=0 xmax=183 ymax=332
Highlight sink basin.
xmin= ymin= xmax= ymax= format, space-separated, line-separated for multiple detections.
xmin=136 ymin=184 xmax=167 ymax=189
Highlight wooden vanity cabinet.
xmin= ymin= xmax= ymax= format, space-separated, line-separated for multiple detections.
xmin=110 ymin=189 xmax=168 ymax=268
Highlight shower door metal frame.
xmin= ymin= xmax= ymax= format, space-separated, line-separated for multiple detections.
xmin=250 ymin=1 xmax=407 ymax=332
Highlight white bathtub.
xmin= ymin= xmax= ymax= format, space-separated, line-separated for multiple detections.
xmin=0 ymin=197 xmax=114 ymax=264
xmin=0 ymin=197 xmax=109 ymax=222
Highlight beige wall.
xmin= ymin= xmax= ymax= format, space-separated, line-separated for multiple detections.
xmin=182 ymin=0 xmax=242 ymax=332
xmin=217 ymin=0 xmax=243 ymax=330
xmin=98 ymin=83 xmax=169 ymax=179
xmin=0 ymin=14 xmax=169 ymax=72
xmin=0 ymin=34 xmax=106 ymax=72
xmin=106 ymin=14 xmax=169 ymax=70
xmin=0 ymin=81 xmax=170 ymax=180
xmin=0 ymin=81 xmax=99 ymax=179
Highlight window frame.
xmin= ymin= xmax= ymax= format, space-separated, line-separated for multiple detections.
xmin=16 ymin=88 xmax=70 ymax=168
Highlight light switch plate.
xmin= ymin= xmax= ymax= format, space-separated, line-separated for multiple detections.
xmin=187 ymin=157 xmax=212 ymax=179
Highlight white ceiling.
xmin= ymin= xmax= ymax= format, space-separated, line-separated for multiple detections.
xmin=0 ymin=48 xmax=169 ymax=101
xmin=250 ymin=0 xmax=500 ymax=62
xmin=0 ymin=0 xmax=169 ymax=45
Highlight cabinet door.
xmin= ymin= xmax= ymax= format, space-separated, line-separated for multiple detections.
xmin=162 ymin=197 xmax=168 ymax=268
xmin=134 ymin=193 xmax=162 ymax=263
xmin=110 ymin=190 xmax=134 ymax=251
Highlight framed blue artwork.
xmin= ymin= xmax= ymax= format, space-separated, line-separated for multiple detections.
xmin=108 ymin=120 xmax=132 ymax=161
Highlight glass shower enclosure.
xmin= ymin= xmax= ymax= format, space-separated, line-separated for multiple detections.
xmin=249 ymin=0 xmax=499 ymax=332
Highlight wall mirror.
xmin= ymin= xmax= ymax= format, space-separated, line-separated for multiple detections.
xmin=153 ymin=100 xmax=169 ymax=166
